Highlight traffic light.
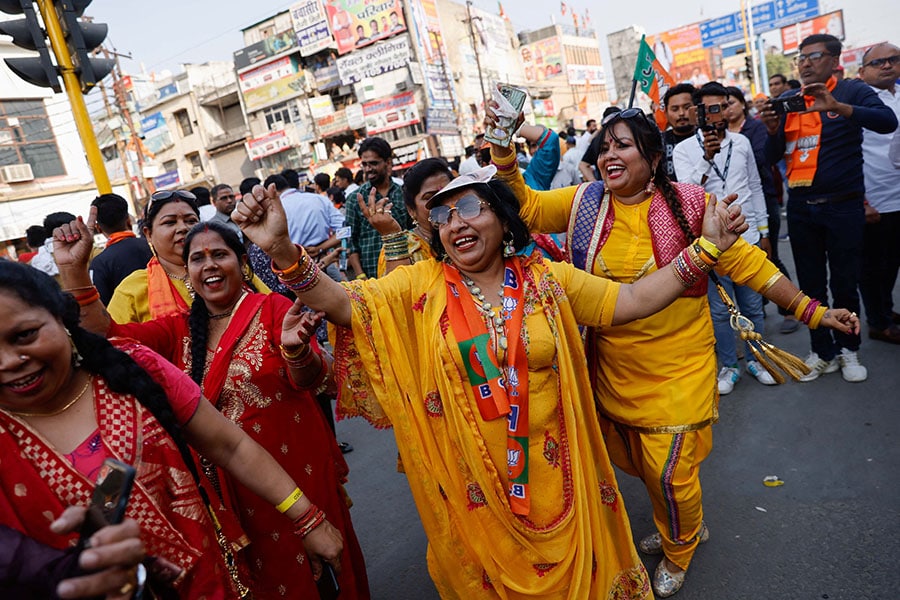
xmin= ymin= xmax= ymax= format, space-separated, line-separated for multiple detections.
xmin=0 ymin=0 xmax=62 ymax=91
xmin=744 ymin=56 xmax=754 ymax=84
xmin=54 ymin=0 xmax=114 ymax=92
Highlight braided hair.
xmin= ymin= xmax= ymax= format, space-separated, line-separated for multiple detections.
xmin=181 ymin=221 xmax=257 ymax=386
xmin=598 ymin=112 xmax=697 ymax=244
xmin=0 ymin=261 xmax=205 ymax=490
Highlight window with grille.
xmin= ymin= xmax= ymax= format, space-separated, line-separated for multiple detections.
xmin=0 ymin=100 xmax=65 ymax=178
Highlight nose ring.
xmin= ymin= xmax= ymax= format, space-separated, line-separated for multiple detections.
xmin=19 ymin=355 xmax=27 ymax=362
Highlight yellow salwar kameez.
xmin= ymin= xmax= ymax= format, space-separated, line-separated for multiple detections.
xmin=333 ymin=256 xmax=651 ymax=599
xmin=493 ymin=150 xmax=779 ymax=570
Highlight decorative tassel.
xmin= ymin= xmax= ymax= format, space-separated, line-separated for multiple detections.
xmin=711 ymin=274 xmax=811 ymax=383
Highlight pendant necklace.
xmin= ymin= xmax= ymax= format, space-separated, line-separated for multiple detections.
xmin=461 ymin=274 xmax=508 ymax=355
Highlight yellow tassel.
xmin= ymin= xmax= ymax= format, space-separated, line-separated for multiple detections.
xmin=747 ymin=343 xmax=786 ymax=384
xmin=758 ymin=340 xmax=812 ymax=377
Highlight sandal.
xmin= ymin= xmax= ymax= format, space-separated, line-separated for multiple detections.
xmin=639 ymin=521 xmax=709 ymax=555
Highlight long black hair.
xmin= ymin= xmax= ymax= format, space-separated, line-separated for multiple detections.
xmin=181 ymin=221 xmax=256 ymax=386
xmin=0 ymin=261 xmax=205 ymax=493
xmin=401 ymin=157 xmax=453 ymax=212
xmin=597 ymin=113 xmax=696 ymax=243
xmin=429 ymin=179 xmax=532 ymax=261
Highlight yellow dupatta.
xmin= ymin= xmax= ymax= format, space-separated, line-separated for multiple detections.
xmin=333 ymin=257 xmax=649 ymax=599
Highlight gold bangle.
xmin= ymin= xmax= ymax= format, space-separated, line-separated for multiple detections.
xmin=355 ymin=273 xmax=367 ymax=280
xmin=280 ymin=344 xmax=311 ymax=361
xmin=808 ymin=305 xmax=828 ymax=330
xmin=275 ymin=487 xmax=304 ymax=513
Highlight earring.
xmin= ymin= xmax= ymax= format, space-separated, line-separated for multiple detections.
xmin=412 ymin=218 xmax=419 ymax=227
xmin=243 ymin=266 xmax=253 ymax=283
xmin=184 ymin=278 xmax=195 ymax=296
xmin=503 ymin=233 xmax=515 ymax=257
xmin=644 ymin=181 xmax=657 ymax=196
xmin=66 ymin=328 xmax=83 ymax=368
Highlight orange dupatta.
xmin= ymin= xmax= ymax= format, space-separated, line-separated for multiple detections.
xmin=146 ymin=256 xmax=190 ymax=319
xmin=784 ymin=76 xmax=837 ymax=188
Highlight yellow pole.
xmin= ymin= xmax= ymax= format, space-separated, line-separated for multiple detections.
xmin=738 ymin=0 xmax=756 ymax=95
xmin=35 ymin=0 xmax=111 ymax=194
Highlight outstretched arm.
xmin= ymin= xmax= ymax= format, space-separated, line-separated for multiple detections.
xmin=233 ymin=184 xmax=353 ymax=327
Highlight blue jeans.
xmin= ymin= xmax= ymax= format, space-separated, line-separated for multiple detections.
xmin=787 ymin=197 xmax=864 ymax=360
xmin=708 ymin=272 xmax=765 ymax=367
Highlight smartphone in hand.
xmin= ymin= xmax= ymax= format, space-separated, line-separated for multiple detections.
xmin=485 ymin=84 xmax=528 ymax=147
xmin=772 ymin=95 xmax=806 ymax=115
xmin=317 ymin=562 xmax=341 ymax=600
xmin=78 ymin=458 xmax=136 ymax=546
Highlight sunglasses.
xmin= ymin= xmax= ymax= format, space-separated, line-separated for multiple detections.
xmin=863 ymin=54 xmax=900 ymax=68
xmin=150 ymin=190 xmax=197 ymax=203
xmin=601 ymin=107 xmax=647 ymax=127
xmin=428 ymin=194 xmax=488 ymax=227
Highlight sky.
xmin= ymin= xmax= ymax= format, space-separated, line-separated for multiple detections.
xmin=89 ymin=0 xmax=892 ymax=95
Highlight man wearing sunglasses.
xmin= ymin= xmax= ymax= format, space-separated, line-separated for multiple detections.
xmin=858 ymin=43 xmax=900 ymax=345
xmin=674 ymin=82 xmax=773 ymax=394
xmin=760 ymin=34 xmax=897 ymax=383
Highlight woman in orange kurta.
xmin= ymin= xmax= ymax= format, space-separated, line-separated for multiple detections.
xmin=488 ymin=109 xmax=858 ymax=597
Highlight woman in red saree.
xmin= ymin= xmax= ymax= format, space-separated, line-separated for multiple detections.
xmin=65 ymin=219 xmax=369 ymax=600
xmin=0 ymin=260 xmax=343 ymax=599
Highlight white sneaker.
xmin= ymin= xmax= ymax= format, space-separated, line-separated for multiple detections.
xmin=837 ymin=348 xmax=867 ymax=382
xmin=797 ymin=352 xmax=839 ymax=382
xmin=717 ymin=366 xmax=741 ymax=395
xmin=746 ymin=360 xmax=777 ymax=385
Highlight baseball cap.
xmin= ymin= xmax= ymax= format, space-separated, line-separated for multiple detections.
xmin=425 ymin=164 xmax=497 ymax=209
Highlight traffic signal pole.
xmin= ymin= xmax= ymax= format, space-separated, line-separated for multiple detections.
xmin=35 ymin=0 xmax=111 ymax=193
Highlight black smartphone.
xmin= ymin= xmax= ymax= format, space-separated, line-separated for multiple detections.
xmin=695 ymin=103 xmax=711 ymax=131
xmin=316 ymin=563 xmax=340 ymax=600
xmin=79 ymin=458 xmax=136 ymax=545
xmin=772 ymin=95 xmax=806 ymax=115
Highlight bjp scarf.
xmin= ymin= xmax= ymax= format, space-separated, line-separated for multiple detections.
xmin=146 ymin=256 xmax=189 ymax=319
xmin=105 ymin=230 xmax=136 ymax=248
xmin=784 ymin=76 xmax=837 ymax=188
xmin=443 ymin=260 xmax=532 ymax=516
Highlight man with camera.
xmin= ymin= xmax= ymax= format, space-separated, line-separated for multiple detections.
xmin=674 ymin=82 xmax=773 ymax=395
xmin=761 ymin=34 xmax=897 ymax=382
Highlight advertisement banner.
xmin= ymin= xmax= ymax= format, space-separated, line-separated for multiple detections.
xmin=139 ymin=112 xmax=173 ymax=155
xmin=233 ymin=30 xmax=298 ymax=71
xmin=309 ymin=54 xmax=341 ymax=90
xmin=426 ymin=107 xmax=458 ymax=135
xmin=345 ymin=103 xmax=366 ymax=129
xmin=566 ymin=64 xmax=605 ymax=85
xmin=239 ymin=56 xmax=306 ymax=112
xmin=781 ymin=10 xmax=844 ymax=54
xmin=316 ymin=108 xmax=350 ymax=137
xmin=408 ymin=0 xmax=456 ymax=109
xmin=308 ymin=95 xmax=335 ymax=118
xmin=335 ymin=35 xmax=410 ymax=85
xmin=290 ymin=0 xmax=335 ymax=57
xmin=647 ymin=24 xmax=718 ymax=86
xmin=362 ymin=91 xmax=420 ymax=134
xmin=246 ymin=130 xmax=293 ymax=160
xmin=153 ymin=170 xmax=180 ymax=189
xmin=323 ymin=0 xmax=407 ymax=55
xmin=520 ymin=37 xmax=564 ymax=83
xmin=392 ymin=139 xmax=428 ymax=169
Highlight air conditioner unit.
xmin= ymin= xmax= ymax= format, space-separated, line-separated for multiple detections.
xmin=395 ymin=81 xmax=409 ymax=92
xmin=190 ymin=166 xmax=203 ymax=176
xmin=0 ymin=163 xmax=35 ymax=183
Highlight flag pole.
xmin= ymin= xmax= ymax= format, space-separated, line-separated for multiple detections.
xmin=627 ymin=34 xmax=645 ymax=108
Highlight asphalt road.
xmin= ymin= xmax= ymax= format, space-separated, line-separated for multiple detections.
xmin=336 ymin=240 xmax=900 ymax=600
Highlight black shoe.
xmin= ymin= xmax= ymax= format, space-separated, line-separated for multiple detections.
xmin=869 ymin=325 xmax=900 ymax=345
xmin=338 ymin=442 xmax=354 ymax=454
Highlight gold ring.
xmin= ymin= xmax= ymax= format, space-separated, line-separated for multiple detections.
xmin=376 ymin=208 xmax=384 ymax=214
xmin=118 ymin=582 xmax=135 ymax=595
xmin=850 ymin=312 xmax=857 ymax=317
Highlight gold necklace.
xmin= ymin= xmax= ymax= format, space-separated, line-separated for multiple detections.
xmin=5 ymin=375 xmax=92 ymax=418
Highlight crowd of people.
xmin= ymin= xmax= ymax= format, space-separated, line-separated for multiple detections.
xmin=1 ymin=32 xmax=895 ymax=599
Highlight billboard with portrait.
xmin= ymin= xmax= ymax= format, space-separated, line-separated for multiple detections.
xmin=647 ymin=23 xmax=719 ymax=86
xmin=520 ymin=37 xmax=564 ymax=83
xmin=323 ymin=0 xmax=407 ymax=55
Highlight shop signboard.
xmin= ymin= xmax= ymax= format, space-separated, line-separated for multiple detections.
xmin=392 ymin=138 xmax=428 ymax=169
xmin=335 ymin=35 xmax=410 ymax=85
xmin=290 ymin=0 xmax=335 ymax=57
xmin=233 ymin=30 xmax=298 ymax=71
xmin=246 ymin=130 xmax=293 ymax=161
xmin=362 ymin=91 xmax=420 ymax=135
xmin=316 ymin=108 xmax=350 ymax=137
xmin=239 ymin=56 xmax=307 ymax=112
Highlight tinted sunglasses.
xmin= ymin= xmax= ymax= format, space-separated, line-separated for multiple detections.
xmin=150 ymin=189 xmax=197 ymax=203
xmin=601 ymin=107 xmax=648 ymax=127
xmin=428 ymin=194 xmax=487 ymax=227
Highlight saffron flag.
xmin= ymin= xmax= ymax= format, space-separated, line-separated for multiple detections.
xmin=560 ymin=1 xmax=568 ymax=16
xmin=633 ymin=35 xmax=676 ymax=130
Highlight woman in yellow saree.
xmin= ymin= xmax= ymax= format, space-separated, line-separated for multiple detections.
xmin=231 ymin=167 xmax=752 ymax=599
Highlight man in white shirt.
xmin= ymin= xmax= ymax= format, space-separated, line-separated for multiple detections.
xmin=458 ymin=134 xmax=484 ymax=175
xmin=674 ymin=82 xmax=773 ymax=394
xmin=859 ymin=43 xmax=900 ymax=344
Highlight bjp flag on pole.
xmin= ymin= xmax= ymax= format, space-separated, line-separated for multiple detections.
xmin=633 ymin=35 xmax=676 ymax=131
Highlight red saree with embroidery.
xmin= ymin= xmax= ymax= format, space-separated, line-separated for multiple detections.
xmin=112 ymin=292 xmax=370 ymax=600
xmin=0 ymin=343 xmax=239 ymax=599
